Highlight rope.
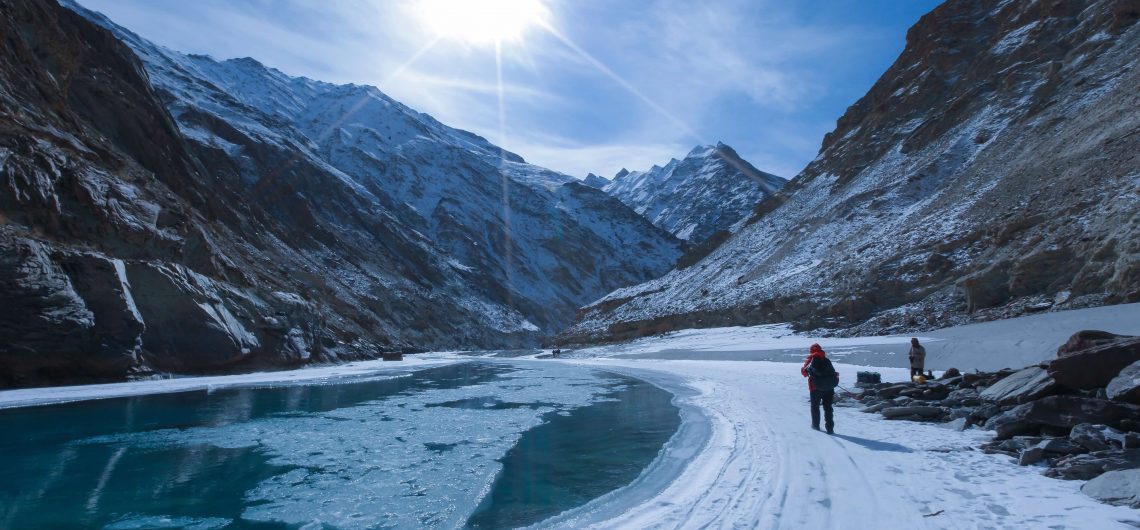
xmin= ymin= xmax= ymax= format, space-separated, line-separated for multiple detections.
xmin=837 ymin=384 xmax=863 ymax=401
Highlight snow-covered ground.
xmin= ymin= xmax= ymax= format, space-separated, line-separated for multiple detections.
xmin=0 ymin=355 xmax=459 ymax=409
xmin=568 ymin=302 xmax=1140 ymax=371
xmin=546 ymin=304 xmax=1140 ymax=528
xmin=549 ymin=359 xmax=1139 ymax=529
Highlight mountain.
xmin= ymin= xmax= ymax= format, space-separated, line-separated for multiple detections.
xmin=582 ymin=172 xmax=611 ymax=189
xmin=65 ymin=1 xmax=687 ymax=338
xmin=0 ymin=0 xmax=682 ymax=387
xmin=563 ymin=0 xmax=1140 ymax=343
xmin=602 ymin=143 xmax=786 ymax=243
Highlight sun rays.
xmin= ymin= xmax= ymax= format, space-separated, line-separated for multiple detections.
xmin=415 ymin=0 xmax=549 ymax=46
xmin=326 ymin=0 xmax=713 ymax=303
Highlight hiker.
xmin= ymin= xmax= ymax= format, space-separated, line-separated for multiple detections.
xmin=909 ymin=338 xmax=927 ymax=378
xmin=801 ymin=343 xmax=839 ymax=434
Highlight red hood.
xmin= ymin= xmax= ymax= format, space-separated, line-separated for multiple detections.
xmin=809 ymin=344 xmax=826 ymax=358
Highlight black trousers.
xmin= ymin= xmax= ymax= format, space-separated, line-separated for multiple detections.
xmin=910 ymin=366 xmax=925 ymax=377
xmin=810 ymin=389 xmax=834 ymax=430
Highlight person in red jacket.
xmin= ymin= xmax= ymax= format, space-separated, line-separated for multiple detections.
xmin=801 ymin=343 xmax=838 ymax=434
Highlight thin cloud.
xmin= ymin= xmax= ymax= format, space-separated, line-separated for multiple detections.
xmin=74 ymin=0 xmax=933 ymax=181
xmin=391 ymin=72 xmax=566 ymax=105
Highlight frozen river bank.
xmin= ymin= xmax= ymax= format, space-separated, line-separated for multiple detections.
xmin=0 ymin=361 xmax=682 ymax=529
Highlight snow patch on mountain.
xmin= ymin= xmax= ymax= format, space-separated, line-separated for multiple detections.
xmin=602 ymin=143 xmax=785 ymax=243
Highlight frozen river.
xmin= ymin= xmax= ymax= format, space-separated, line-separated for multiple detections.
xmin=0 ymin=361 xmax=681 ymax=529
xmin=5 ymin=303 xmax=1137 ymax=529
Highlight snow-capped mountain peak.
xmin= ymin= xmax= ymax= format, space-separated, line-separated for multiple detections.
xmin=602 ymin=143 xmax=786 ymax=242
xmin=582 ymin=173 xmax=611 ymax=189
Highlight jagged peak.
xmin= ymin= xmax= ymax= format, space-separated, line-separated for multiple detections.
xmin=225 ymin=56 xmax=265 ymax=68
xmin=686 ymin=144 xmax=716 ymax=157
xmin=582 ymin=172 xmax=611 ymax=189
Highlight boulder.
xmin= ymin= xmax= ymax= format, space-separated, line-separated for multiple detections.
xmin=944 ymin=387 xmax=982 ymax=407
xmin=990 ymin=369 xmax=1018 ymax=383
xmin=1046 ymin=449 xmax=1140 ymax=480
xmin=1081 ymin=469 xmax=1140 ymax=508
xmin=982 ymin=436 xmax=1042 ymax=456
xmin=1018 ymin=437 xmax=1086 ymax=466
xmin=960 ymin=372 xmax=986 ymax=387
xmin=1048 ymin=336 xmax=1140 ymax=390
xmin=881 ymin=406 xmax=944 ymax=420
xmin=876 ymin=384 xmax=910 ymax=399
xmin=1057 ymin=330 xmax=1133 ymax=357
xmin=970 ymin=403 xmax=1003 ymax=422
xmin=1102 ymin=429 xmax=1140 ymax=450
xmin=922 ymin=385 xmax=951 ymax=400
xmin=861 ymin=402 xmax=892 ymax=413
xmin=1107 ymin=360 xmax=1140 ymax=404
xmin=901 ymin=387 xmax=928 ymax=398
xmin=939 ymin=375 xmax=965 ymax=387
xmin=1070 ymin=423 xmax=1125 ymax=452
xmin=940 ymin=368 xmax=962 ymax=379
xmin=1037 ymin=437 xmax=1087 ymax=455
xmin=948 ymin=407 xmax=973 ymax=420
xmin=1018 ymin=445 xmax=1046 ymax=465
xmin=941 ymin=417 xmax=969 ymax=431
xmin=1127 ymin=433 xmax=1140 ymax=449
xmin=979 ymin=366 xmax=1058 ymax=405
xmin=984 ymin=396 xmax=1140 ymax=439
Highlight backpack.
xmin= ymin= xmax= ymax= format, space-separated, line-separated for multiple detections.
xmin=810 ymin=357 xmax=839 ymax=390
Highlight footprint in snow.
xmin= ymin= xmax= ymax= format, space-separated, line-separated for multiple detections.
xmin=987 ymin=503 xmax=1010 ymax=516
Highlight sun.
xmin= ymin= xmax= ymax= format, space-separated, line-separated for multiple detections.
xmin=415 ymin=0 xmax=549 ymax=46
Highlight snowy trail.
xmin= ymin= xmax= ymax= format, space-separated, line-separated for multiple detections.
xmin=557 ymin=359 xmax=1139 ymax=530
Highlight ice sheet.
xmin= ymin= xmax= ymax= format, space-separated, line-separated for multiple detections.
xmin=77 ymin=362 xmax=628 ymax=529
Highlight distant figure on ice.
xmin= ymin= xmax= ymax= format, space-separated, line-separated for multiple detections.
xmin=801 ymin=343 xmax=839 ymax=434
xmin=909 ymin=338 xmax=927 ymax=379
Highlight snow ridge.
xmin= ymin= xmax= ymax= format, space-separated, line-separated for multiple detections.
xmin=603 ymin=143 xmax=786 ymax=243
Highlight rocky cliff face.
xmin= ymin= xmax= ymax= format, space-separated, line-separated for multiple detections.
xmin=602 ymin=143 xmax=786 ymax=243
xmin=565 ymin=0 xmax=1140 ymax=343
xmin=0 ymin=0 xmax=682 ymax=387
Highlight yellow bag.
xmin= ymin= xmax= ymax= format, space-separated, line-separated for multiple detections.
xmin=911 ymin=374 xmax=927 ymax=384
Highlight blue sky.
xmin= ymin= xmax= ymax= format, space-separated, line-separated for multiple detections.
xmin=77 ymin=0 xmax=942 ymax=180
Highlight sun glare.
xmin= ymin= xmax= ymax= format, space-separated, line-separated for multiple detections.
xmin=416 ymin=0 xmax=549 ymax=45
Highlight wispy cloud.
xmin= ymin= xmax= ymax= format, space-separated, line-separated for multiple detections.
xmin=77 ymin=0 xmax=939 ymax=180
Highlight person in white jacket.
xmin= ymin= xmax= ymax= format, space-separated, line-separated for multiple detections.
xmin=908 ymin=338 xmax=927 ymax=378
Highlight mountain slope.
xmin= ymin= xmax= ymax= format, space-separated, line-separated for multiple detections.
xmin=0 ymin=0 xmax=682 ymax=387
xmin=565 ymin=0 xmax=1140 ymax=342
xmin=603 ymin=143 xmax=786 ymax=243
xmin=69 ymin=1 xmax=684 ymax=335
xmin=1 ymin=0 xmax=550 ymax=387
